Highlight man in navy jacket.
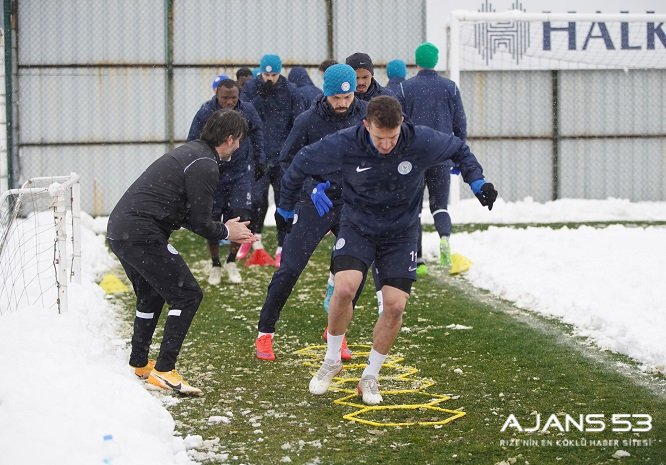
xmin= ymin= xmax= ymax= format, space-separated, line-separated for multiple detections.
xmin=245 ymin=54 xmax=307 ymax=267
xmin=254 ymin=64 xmax=367 ymax=362
xmin=107 ymin=110 xmax=255 ymax=396
xmin=345 ymin=52 xmax=396 ymax=101
xmin=288 ymin=66 xmax=323 ymax=108
xmin=188 ymin=78 xmax=265 ymax=285
xmin=277 ymin=96 xmax=497 ymax=405
xmin=398 ymin=42 xmax=468 ymax=275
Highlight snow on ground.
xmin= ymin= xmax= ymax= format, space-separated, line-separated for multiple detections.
xmin=0 ymin=198 xmax=665 ymax=464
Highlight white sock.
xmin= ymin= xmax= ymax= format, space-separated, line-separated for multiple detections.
xmin=276 ymin=246 xmax=282 ymax=255
xmin=257 ymin=332 xmax=273 ymax=339
xmin=362 ymin=349 xmax=388 ymax=379
xmin=376 ymin=290 xmax=383 ymax=315
xmin=325 ymin=332 xmax=344 ymax=363
xmin=327 ymin=272 xmax=335 ymax=287
xmin=253 ymin=234 xmax=264 ymax=250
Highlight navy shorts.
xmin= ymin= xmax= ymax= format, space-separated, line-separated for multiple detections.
xmin=332 ymin=224 xmax=418 ymax=282
xmin=211 ymin=177 xmax=253 ymax=221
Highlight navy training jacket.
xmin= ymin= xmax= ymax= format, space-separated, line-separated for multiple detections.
xmin=385 ymin=77 xmax=405 ymax=97
xmin=356 ymin=78 xmax=396 ymax=102
xmin=187 ymin=96 xmax=265 ymax=181
xmin=279 ymin=96 xmax=368 ymax=201
xmin=288 ymin=67 xmax=323 ymax=108
xmin=397 ymin=69 xmax=467 ymax=139
xmin=280 ymin=122 xmax=485 ymax=237
xmin=250 ymin=75 xmax=307 ymax=165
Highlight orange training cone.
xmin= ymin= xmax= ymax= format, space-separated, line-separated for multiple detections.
xmin=245 ymin=248 xmax=275 ymax=267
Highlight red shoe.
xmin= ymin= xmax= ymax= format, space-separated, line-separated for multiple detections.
xmin=322 ymin=327 xmax=352 ymax=361
xmin=274 ymin=251 xmax=282 ymax=268
xmin=256 ymin=334 xmax=275 ymax=361
xmin=237 ymin=242 xmax=252 ymax=260
xmin=245 ymin=249 xmax=275 ymax=267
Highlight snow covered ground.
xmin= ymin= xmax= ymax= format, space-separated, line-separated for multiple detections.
xmin=0 ymin=198 xmax=665 ymax=464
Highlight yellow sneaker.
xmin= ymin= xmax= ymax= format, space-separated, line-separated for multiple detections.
xmin=147 ymin=369 xmax=203 ymax=396
xmin=133 ymin=360 xmax=156 ymax=379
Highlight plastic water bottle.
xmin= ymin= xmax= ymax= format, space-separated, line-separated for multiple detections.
xmin=102 ymin=434 xmax=119 ymax=464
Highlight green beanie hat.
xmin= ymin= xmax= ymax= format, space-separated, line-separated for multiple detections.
xmin=415 ymin=42 xmax=438 ymax=69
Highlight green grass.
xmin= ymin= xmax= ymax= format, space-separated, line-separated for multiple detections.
xmin=110 ymin=227 xmax=666 ymax=465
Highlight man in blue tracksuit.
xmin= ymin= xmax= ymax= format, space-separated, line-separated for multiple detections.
xmin=385 ymin=59 xmax=407 ymax=95
xmin=188 ymin=78 xmax=265 ymax=285
xmin=245 ymin=54 xmax=307 ymax=267
xmin=345 ymin=52 xmax=396 ymax=101
xmin=288 ymin=66 xmax=323 ymax=108
xmin=254 ymin=64 xmax=366 ymax=362
xmin=276 ymin=96 xmax=497 ymax=405
xmin=397 ymin=42 xmax=468 ymax=275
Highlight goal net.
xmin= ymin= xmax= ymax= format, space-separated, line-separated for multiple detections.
xmin=0 ymin=174 xmax=81 ymax=315
xmin=447 ymin=10 xmax=666 ymax=203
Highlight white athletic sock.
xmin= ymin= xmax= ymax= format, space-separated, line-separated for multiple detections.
xmin=376 ymin=290 xmax=383 ymax=315
xmin=276 ymin=246 xmax=282 ymax=255
xmin=257 ymin=332 xmax=273 ymax=339
xmin=362 ymin=349 xmax=388 ymax=379
xmin=327 ymin=272 xmax=335 ymax=287
xmin=252 ymin=234 xmax=264 ymax=250
xmin=325 ymin=332 xmax=344 ymax=363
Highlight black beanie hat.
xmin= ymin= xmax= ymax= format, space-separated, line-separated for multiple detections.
xmin=345 ymin=52 xmax=374 ymax=75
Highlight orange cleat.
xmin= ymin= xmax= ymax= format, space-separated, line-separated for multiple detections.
xmin=256 ymin=334 xmax=276 ymax=361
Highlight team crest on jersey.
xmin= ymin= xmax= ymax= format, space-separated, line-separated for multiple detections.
xmin=335 ymin=238 xmax=346 ymax=250
xmin=398 ymin=161 xmax=412 ymax=175
xmin=167 ymin=244 xmax=179 ymax=255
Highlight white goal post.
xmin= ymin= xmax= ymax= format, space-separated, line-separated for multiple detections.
xmin=0 ymin=173 xmax=81 ymax=314
xmin=447 ymin=10 xmax=666 ymax=204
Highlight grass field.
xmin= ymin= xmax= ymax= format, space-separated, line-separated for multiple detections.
xmin=111 ymin=226 xmax=666 ymax=465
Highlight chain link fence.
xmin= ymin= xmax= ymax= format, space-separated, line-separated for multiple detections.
xmin=5 ymin=1 xmax=666 ymax=213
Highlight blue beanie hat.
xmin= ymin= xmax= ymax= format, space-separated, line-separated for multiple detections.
xmin=323 ymin=64 xmax=357 ymax=96
xmin=211 ymin=74 xmax=230 ymax=90
xmin=260 ymin=54 xmax=282 ymax=73
xmin=251 ymin=67 xmax=261 ymax=78
xmin=386 ymin=59 xmax=407 ymax=79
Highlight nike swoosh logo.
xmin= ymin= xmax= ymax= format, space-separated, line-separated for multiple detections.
xmin=408 ymin=266 xmax=417 ymax=271
xmin=356 ymin=166 xmax=372 ymax=172
xmin=158 ymin=375 xmax=182 ymax=391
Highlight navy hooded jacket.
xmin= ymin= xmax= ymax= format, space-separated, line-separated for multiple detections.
xmin=397 ymin=69 xmax=467 ymax=139
xmin=386 ymin=77 xmax=405 ymax=96
xmin=279 ymin=96 xmax=368 ymax=201
xmin=250 ymin=75 xmax=307 ymax=165
xmin=288 ymin=67 xmax=323 ymax=107
xmin=356 ymin=78 xmax=396 ymax=102
xmin=280 ymin=122 xmax=485 ymax=237
xmin=187 ymin=96 xmax=265 ymax=182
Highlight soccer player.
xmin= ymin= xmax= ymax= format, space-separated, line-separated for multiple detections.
xmin=398 ymin=42 xmax=468 ymax=275
xmin=242 ymin=54 xmax=306 ymax=267
xmin=345 ymin=52 xmax=395 ymax=101
xmin=107 ymin=110 xmax=255 ymax=396
xmin=277 ymin=96 xmax=497 ymax=404
xmin=188 ymin=78 xmax=265 ymax=285
xmin=385 ymin=59 xmax=407 ymax=95
xmin=255 ymin=64 xmax=367 ymax=362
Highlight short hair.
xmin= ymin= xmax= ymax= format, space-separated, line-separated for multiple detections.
xmin=318 ymin=59 xmax=338 ymax=73
xmin=366 ymin=96 xmax=403 ymax=129
xmin=218 ymin=79 xmax=240 ymax=91
xmin=200 ymin=109 xmax=248 ymax=145
xmin=236 ymin=67 xmax=252 ymax=79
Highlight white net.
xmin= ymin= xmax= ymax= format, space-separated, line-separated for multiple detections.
xmin=0 ymin=175 xmax=81 ymax=314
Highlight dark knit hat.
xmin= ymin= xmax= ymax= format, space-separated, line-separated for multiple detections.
xmin=345 ymin=52 xmax=374 ymax=75
xmin=260 ymin=54 xmax=282 ymax=73
xmin=386 ymin=59 xmax=407 ymax=79
xmin=415 ymin=42 xmax=439 ymax=69
xmin=323 ymin=64 xmax=357 ymax=96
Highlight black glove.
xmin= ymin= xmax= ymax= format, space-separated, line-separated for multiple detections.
xmin=258 ymin=79 xmax=274 ymax=97
xmin=254 ymin=163 xmax=266 ymax=181
xmin=275 ymin=208 xmax=295 ymax=234
xmin=475 ymin=182 xmax=498 ymax=210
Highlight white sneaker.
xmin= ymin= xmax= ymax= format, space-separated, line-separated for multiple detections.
xmin=207 ymin=265 xmax=222 ymax=285
xmin=357 ymin=376 xmax=383 ymax=405
xmin=308 ymin=359 xmax=342 ymax=395
xmin=224 ymin=262 xmax=242 ymax=284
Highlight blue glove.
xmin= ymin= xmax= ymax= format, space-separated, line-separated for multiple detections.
xmin=311 ymin=181 xmax=333 ymax=217
xmin=275 ymin=207 xmax=295 ymax=233
xmin=470 ymin=179 xmax=498 ymax=211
